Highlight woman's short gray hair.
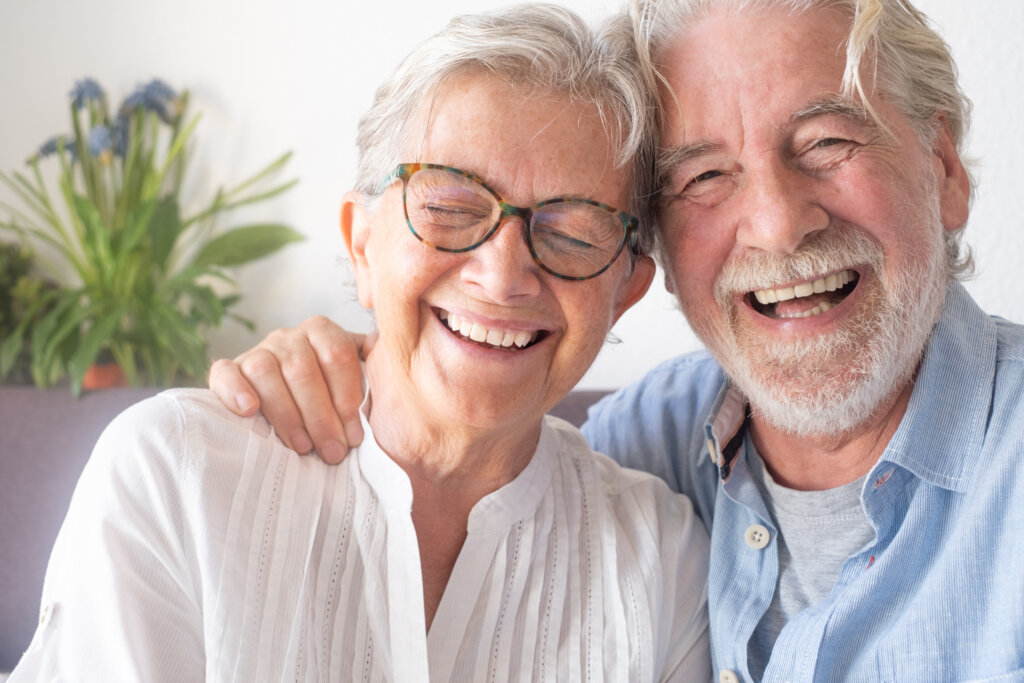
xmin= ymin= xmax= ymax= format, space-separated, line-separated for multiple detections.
xmin=631 ymin=0 xmax=974 ymax=277
xmin=353 ymin=3 xmax=658 ymax=255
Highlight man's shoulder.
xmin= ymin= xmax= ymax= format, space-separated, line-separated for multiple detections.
xmin=585 ymin=349 xmax=726 ymax=434
xmin=994 ymin=315 xmax=1024 ymax=363
xmin=578 ymin=350 xmax=725 ymax=497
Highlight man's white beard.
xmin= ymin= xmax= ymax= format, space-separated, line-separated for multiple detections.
xmin=698 ymin=215 xmax=948 ymax=438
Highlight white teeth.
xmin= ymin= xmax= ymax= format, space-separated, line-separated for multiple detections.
xmin=777 ymin=300 xmax=834 ymax=319
xmin=441 ymin=311 xmax=539 ymax=349
xmin=752 ymin=269 xmax=856 ymax=308
xmin=469 ymin=322 xmax=488 ymax=343
xmin=513 ymin=331 xmax=534 ymax=347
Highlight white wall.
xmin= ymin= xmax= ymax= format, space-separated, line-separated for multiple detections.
xmin=2 ymin=0 xmax=1021 ymax=390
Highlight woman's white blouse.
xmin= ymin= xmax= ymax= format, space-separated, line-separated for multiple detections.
xmin=12 ymin=389 xmax=710 ymax=682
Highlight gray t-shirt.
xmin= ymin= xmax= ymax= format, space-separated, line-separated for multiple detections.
xmin=745 ymin=437 xmax=875 ymax=680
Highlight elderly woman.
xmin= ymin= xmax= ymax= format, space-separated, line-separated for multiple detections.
xmin=11 ymin=5 xmax=709 ymax=682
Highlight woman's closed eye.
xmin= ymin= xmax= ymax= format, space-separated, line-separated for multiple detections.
xmin=421 ymin=203 xmax=490 ymax=225
xmin=533 ymin=225 xmax=597 ymax=251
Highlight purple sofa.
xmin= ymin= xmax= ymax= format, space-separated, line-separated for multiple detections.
xmin=0 ymin=386 xmax=609 ymax=671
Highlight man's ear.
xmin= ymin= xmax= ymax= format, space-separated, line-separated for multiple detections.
xmin=931 ymin=114 xmax=971 ymax=232
xmin=340 ymin=191 xmax=374 ymax=310
xmin=611 ymin=254 xmax=656 ymax=325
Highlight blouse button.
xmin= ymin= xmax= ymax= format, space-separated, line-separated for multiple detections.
xmin=744 ymin=523 xmax=770 ymax=550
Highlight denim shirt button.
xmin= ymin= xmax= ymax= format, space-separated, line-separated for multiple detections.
xmin=719 ymin=669 xmax=740 ymax=683
xmin=744 ymin=523 xmax=771 ymax=550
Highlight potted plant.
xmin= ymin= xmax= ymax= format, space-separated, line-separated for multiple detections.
xmin=0 ymin=241 xmax=61 ymax=385
xmin=0 ymin=78 xmax=303 ymax=394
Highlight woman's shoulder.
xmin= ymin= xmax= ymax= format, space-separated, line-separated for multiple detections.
xmin=91 ymin=388 xmax=319 ymax=501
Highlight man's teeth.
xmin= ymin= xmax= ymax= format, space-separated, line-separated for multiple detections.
xmin=777 ymin=300 xmax=834 ymax=319
xmin=753 ymin=270 xmax=855 ymax=305
xmin=440 ymin=311 xmax=537 ymax=348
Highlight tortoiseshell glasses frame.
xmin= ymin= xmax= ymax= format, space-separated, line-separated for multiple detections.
xmin=381 ymin=163 xmax=640 ymax=281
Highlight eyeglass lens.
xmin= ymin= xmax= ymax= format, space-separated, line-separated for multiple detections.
xmin=404 ymin=167 xmax=627 ymax=279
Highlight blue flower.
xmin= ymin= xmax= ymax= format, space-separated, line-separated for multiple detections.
xmin=143 ymin=79 xmax=176 ymax=103
xmin=88 ymin=126 xmax=113 ymax=156
xmin=69 ymin=78 xmax=105 ymax=109
xmin=35 ymin=135 xmax=77 ymax=162
xmin=111 ymin=116 xmax=130 ymax=158
xmin=118 ymin=78 xmax=181 ymax=124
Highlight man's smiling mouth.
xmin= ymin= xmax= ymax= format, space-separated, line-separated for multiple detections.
xmin=439 ymin=309 xmax=544 ymax=350
xmin=748 ymin=269 xmax=859 ymax=319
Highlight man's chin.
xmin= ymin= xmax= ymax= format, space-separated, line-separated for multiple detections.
xmin=734 ymin=366 xmax=903 ymax=438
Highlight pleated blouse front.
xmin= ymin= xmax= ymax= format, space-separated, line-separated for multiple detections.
xmin=13 ymin=388 xmax=709 ymax=682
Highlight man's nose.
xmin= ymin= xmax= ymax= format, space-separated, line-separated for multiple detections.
xmin=734 ymin=161 xmax=828 ymax=254
xmin=460 ymin=217 xmax=542 ymax=301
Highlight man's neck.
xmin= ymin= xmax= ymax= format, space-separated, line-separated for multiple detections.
xmin=749 ymin=382 xmax=914 ymax=491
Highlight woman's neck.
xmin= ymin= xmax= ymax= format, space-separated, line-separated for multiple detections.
xmin=362 ymin=351 xmax=544 ymax=628
xmin=364 ymin=352 xmax=541 ymax=497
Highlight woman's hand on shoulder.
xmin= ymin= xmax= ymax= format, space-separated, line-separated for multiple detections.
xmin=208 ymin=316 xmax=374 ymax=464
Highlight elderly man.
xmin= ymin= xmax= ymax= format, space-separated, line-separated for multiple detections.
xmin=211 ymin=0 xmax=1024 ymax=680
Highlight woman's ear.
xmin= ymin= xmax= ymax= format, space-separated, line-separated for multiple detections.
xmin=611 ymin=254 xmax=656 ymax=325
xmin=340 ymin=191 xmax=374 ymax=310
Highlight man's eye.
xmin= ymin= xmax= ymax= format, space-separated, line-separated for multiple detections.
xmin=811 ymin=137 xmax=848 ymax=149
xmin=690 ymin=170 xmax=722 ymax=185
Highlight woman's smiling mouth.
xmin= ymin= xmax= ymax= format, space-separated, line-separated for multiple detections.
xmin=438 ymin=309 xmax=545 ymax=350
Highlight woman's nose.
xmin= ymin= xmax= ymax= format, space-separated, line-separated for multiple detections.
xmin=459 ymin=217 xmax=542 ymax=301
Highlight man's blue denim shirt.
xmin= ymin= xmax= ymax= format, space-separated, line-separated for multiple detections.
xmin=583 ymin=283 xmax=1024 ymax=682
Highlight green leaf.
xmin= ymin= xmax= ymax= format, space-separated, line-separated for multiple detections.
xmin=150 ymin=196 xmax=182 ymax=269
xmin=0 ymin=289 xmax=59 ymax=378
xmin=190 ymin=224 xmax=303 ymax=268
xmin=72 ymin=193 xmax=112 ymax=271
xmin=117 ymin=198 xmax=157 ymax=256
xmin=29 ymin=293 xmax=85 ymax=386
xmin=68 ymin=310 xmax=122 ymax=396
xmin=178 ymin=282 xmax=224 ymax=326
xmin=0 ymin=330 xmax=25 ymax=378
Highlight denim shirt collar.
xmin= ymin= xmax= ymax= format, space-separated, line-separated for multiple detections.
xmin=703 ymin=282 xmax=995 ymax=492
xmin=881 ymin=282 xmax=996 ymax=491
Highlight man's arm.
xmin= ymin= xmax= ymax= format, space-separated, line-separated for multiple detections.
xmin=208 ymin=316 xmax=371 ymax=464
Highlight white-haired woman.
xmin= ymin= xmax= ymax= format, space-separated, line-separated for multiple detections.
xmin=11 ymin=5 xmax=709 ymax=681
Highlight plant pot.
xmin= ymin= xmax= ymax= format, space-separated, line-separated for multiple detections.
xmin=82 ymin=362 xmax=126 ymax=391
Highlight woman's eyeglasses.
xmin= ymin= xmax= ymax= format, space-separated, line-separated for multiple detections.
xmin=382 ymin=163 xmax=640 ymax=280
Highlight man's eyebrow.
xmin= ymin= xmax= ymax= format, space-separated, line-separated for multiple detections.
xmin=792 ymin=95 xmax=873 ymax=125
xmin=655 ymin=141 xmax=722 ymax=184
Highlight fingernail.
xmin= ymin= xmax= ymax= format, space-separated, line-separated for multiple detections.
xmin=343 ymin=419 xmax=364 ymax=447
xmin=291 ymin=431 xmax=313 ymax=454
xmin=320 ymin=439 xmax=347 ymax=464
xmin=236 ymin=392 xmax=258 ymax=413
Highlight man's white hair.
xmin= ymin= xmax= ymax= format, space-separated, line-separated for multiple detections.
xmin=631 ymin=0 xmax=975 ymax=277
